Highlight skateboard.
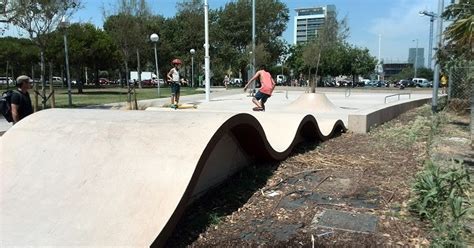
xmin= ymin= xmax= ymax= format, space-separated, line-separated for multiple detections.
xmin=163 ymin=103 xmax=198 ymax=109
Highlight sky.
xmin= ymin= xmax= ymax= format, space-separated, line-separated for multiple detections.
xmin=2 ymin=0 xmax=442 ymax=66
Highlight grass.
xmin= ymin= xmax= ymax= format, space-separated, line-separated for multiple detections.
xmin=17 ymin=86 xmax=203 ymax=108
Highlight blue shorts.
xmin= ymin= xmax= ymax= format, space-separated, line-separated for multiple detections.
xmin=255 ymin=91 xmax=270 ymax=103
xmin=170 ymin=82 xmax=180 ymax=95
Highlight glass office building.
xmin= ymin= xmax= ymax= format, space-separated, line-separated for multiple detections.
xmin=294 ymin=5 xmax=336 ymax=44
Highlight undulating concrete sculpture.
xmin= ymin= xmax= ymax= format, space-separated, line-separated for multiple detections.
xmin=0 ymin=95 xmax=346 ymax=246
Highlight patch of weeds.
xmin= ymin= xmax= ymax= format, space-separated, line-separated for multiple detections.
xmin=373 ymin=105 xmax=433 ymax=145
xmin=409 ymin=160 xmax=472 ymax=247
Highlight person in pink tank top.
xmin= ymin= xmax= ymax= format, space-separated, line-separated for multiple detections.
xmin=243 ymin=65 xmax=275 ymax=111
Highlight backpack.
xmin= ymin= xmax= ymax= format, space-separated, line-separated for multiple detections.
xmin=0 ymin=90 xmax=15 ymax=122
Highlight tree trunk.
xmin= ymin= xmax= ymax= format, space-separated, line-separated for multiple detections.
xmin=49 ymin=62 xmax=55 ymax=108
xmin=136 ymin=49 xmax=142 ymax=89
xmin=32 ymin=64 xmax=38 ymax=112
xmin=125 ymin=60 xmax=131 ymax=109
xmin=312 ymin=52 xmax=321 ymax=93
xmin=78 ymin=66 xmax=85 ymax=94
xmin=5 ymin=60 xmax=9 ymax=89
xmin=40 ymin=51 xmax=47 ymax=110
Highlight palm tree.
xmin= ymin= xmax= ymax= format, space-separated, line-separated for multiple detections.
xmin=442 ymin=0 xmax=473 ymax=60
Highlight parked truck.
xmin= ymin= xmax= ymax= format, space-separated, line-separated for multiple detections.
xmin=130 ymin=71 xmax=164 ymax=86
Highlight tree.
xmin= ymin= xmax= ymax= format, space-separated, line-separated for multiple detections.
xmin=0 ymin=37 xmax=39 ymax=87
xmin=285 ymin=44 xmax=305 ymax=79
xmin=44 ymin=23 xmax=119 ymax=93
xmin=441 ymin=0 xmax=473 ymax=62
xmin=344 ymin=46 xmax=377 ymax=85
xmin=214 ymin=0 xmax=289 ymax=81
xmin=7 ymin=0 xmax=81 ymax=109
xmin=104 ymin=0 xmax=154 ymax=90
xmin=303 ymin=15 xmax=349 ymax=92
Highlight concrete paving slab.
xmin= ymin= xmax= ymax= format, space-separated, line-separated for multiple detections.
xmin=312 ymin=209 xmax=378 ymax=234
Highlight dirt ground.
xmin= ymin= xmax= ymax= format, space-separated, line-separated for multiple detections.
xmin=167 ymin=105 xmax=472 ymax=247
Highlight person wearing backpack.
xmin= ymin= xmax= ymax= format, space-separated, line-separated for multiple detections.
xmin=11 ymin=75 xmax=33 ymax=124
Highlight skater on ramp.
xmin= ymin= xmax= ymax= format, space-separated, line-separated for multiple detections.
xmin=243 ymin=65 xmax=275 ymax=111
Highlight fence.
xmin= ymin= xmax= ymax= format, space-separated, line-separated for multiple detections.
xmin=444 ymin=64 xmax=473 ymax=145
xmin=447 ymin=66 xmax=472 ymax=103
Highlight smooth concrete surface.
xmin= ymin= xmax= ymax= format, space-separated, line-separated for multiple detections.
xmin=348 ymin=96 xmax=432 ymax=133
xmin=0 ymin=107 xmax=345 ymax=246
xmin=0 ymin=89 xmax=434 ymax=246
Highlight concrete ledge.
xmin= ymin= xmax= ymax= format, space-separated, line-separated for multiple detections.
xmin=348 ymin=97 xmax=432 ymax=133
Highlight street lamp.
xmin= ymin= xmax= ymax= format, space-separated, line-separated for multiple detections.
xmin=150 ymin=33 xmax=160 ymax=97
xmin=204 ymin=0 xmax=210 ymax=102
xmin=419 ymin=10 xmax=436 ymax=69
xmin=190 ymin=48 xmax=195 ymax=88
xmin=59 ymin=16 xmax=72 ymax=107
xmin=412 ymin=39 xmax=419 ymax=78
xmin=251 ymin=0 xmax=256 ymax=93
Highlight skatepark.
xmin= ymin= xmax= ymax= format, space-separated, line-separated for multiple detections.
xmin=0 ymin=87 xmax=434 ymax=246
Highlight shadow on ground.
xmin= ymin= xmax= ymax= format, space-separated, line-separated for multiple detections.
xmin=165 ymin=160 xmax=280 ymax=247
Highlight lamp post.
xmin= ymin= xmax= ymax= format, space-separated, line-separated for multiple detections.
xmin=190 ymin=48 xmax=195 ymax=88
xmin=419 ymin=10 xmax=436 ymax=69
xmin=251 ymin=0 xmax=256 ymax=93
xmin=413 ymin=39 xmax=419 ymax=78
xmin=59 ymin=16 xmax=72 ymax=107
xmin=432 ymin=0 xmax=444 ymax=113
xmin=150 ymin=33 xmax=160 ymax=97
xmin=204 ymin=0 xmax=210 ymax=102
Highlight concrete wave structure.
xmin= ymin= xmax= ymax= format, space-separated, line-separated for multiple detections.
xmin=285 ymin=93 xmax=340 ymax=112
xmin=0 ymin=108 xmax=345 ymax=246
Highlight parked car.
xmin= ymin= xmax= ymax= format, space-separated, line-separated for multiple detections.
xmin=45 ymin=76 xmax=64 ymax=85
xmin=99 ymin=78 xmax=111 ymax=85
xmin=0 ymin=77 xmax=13 ymax=85
xmin=413 ymin=78 xmax=432 ymax=87
xmin=230 ymin=78 xmax=243 ymax=87
xmin=369 ymin=80 xmax=382 ymax=87
xmin=396 ymin=79 xmax=411 ymax=87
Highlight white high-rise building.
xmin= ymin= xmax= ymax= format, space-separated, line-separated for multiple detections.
xmin=294 ymin=5 xmax=336 ymax=44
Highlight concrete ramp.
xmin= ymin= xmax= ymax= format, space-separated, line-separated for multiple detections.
xmin=285 ymin=93 xmax=340 ymax=112
xmin=0 ymin=109 xmax=345 ymax=246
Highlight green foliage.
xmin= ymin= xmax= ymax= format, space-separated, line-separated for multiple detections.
xmin=0 ymin=37 xmax=39 ymax=76
xmin=409 ymin=160 xmax=472 ymax=247
xmin=440 ymin=0 xmax=473 ymax=62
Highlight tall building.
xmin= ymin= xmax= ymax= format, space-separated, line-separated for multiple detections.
xmin=383 ymin=63 xmax=412 ymax=78
xmin=408 ymin=48 xmax=425 ymax=68
xmin=294 ymin=5 xmax=336 ymax=44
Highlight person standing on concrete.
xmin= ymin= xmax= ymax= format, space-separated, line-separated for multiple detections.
xmin=223 ymin=75 xmax=230 ymax=90
xmin=11 ymin=75 xmax=33 ymax=124
xmin=243 ymin=65 xmax=275 ymax=111
xmin=167 ymin=59 xmax=183 ymax=107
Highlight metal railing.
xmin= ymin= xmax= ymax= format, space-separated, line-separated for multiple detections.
xmin=384 ymin=93 xmax=411 ymax=103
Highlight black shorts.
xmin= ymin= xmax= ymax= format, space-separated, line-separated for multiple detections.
xmin=170 ymin=82 xmax=180 ymax=95
xmin=255 ymin=91 xmax=270 ymax=103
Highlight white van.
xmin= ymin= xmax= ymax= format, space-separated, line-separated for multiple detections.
xmin=276 ymin=75 xmax=287 ymax=85
xmin=412 ymin=78 xmax=430 ymax=87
